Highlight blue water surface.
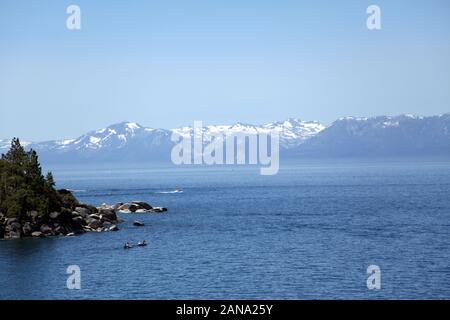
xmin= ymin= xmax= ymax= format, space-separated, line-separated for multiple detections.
xmin=1 ymin=159 xmax=450 ymax=299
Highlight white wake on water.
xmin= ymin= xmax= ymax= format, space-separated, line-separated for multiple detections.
xmin=156 ymin=190 xmax=184 ymax=194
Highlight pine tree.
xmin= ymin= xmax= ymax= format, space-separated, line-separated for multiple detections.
xmin=0 ymin=138 xmax=66 ymax=220
xmin=46 ymin=172 xmax=55 ymax=188
xmin=1 ymin=138 xmax=27 ymax=166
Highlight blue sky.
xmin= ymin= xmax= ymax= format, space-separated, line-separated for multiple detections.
xmin=1 ymin=0 xmax=449 ymax=141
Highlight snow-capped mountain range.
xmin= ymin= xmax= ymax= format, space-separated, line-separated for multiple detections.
xmin=172 ymin=118 xmax=325 ymax=148
xmin=0 ymin=119 xmax=325 ymax=163
xmin=1 ymin=114 xmax=449 ymax=163
xmin=296 ymin=113 xmax=450 ymax=157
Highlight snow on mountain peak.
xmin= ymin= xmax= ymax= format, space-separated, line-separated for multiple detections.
xmin=3 ymin=114 xmax=448 ymax=160
xmin=170 ymin=119 xmax=325 ymax=149
xmin=0 ymin=118 xmax=326 ymax=154
xmin=126 ymin=122 xmax=140 ymax=130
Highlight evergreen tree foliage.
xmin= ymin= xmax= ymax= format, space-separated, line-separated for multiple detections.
xmin=0 ymin=138 xmax=64 ymax=221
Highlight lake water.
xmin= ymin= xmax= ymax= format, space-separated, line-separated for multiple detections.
xmin=1 ymin=160 xmax=450 ymax=299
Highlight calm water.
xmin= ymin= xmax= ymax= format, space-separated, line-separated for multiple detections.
xmin=1 ymin=160 xmax=450 ymax=299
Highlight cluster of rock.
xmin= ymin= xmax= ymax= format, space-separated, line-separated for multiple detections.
xmin=0 ymin=205 xmax=121 ymax=240
xmin=101 ymin=201 xmax=167 ymax=213
xmin=0 ymin=197 xmax=168 ymax=240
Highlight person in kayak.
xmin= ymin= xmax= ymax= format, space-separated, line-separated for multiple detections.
xmin=124 ymin=242 xmax=133 ymax=249
xmin=137 ymin=240 xmax=147 ymax=247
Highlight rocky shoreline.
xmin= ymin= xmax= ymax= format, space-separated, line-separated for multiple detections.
xmin=0 ymin=193 xmax=167 ymax=240
xmin=0 ymin=139 xmax=170 ymax=240
xmin=101 ymin=201 xmax=168 ymax=213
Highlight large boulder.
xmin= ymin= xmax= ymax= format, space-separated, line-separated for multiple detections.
xmin=5 ymin=230 xmax=21 ymax=239
xmin=6 ymin=218 xmax=18 ymax=225
xmin=53 ymin=225 xmax=64 ymax=235
xmin=31 ymin=231 xmax=44 ymax=237
xmin=71 ymin=211 xmax=82 ymax=218
xmin=118 ymin=203 xmax=132 ymax=211
xmin=74 ymin=207 xmax=91 ymax=217
xmin=9 ymin=221 xmax=22 ymax=229
xmin=5 ymin=221 xmax=22 ymax=239
xmin=22 ymin=222 xmax=33 ymax=236
xmin=82 ymin=204 xmax=98 ymax=214
xmin=98 ymin=209 xmax=117 ymax=222
xmin=132 ymin=201 xmax=153 ymax=210
xmin=117 ymin=203 xmax=140 ymax=212
xmin=102 ymin=221 xmax=112 ymax=227
xmin=99 ymin=203 xmax=114 ymax=210
xmin=71 ymin=216 xmax=85 ymax=229
xmin=133 ymin=220 xmax=145 ymax=227
xmin=40 ymin=224 xmax=53 ymax=235
xmin=112 ymin=203 xmax=124 ymax=210
xmin=72 ymin=215 xmax=84 ymax=223
xmin=49 ymin=211 xmax=61 ymax=219
xmin=88 ymin=219 xmax=103 ymax=229
xmin=59 ymin=207 xmax=74 ymax=219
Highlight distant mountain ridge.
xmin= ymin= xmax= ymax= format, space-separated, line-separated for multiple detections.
xmin=1 ymin=114 xmax=449 ymax=163
xmin=295 ymin=114 xmax=450 ymax=157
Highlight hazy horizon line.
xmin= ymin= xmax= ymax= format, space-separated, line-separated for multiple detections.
xmin=1 ymin=112 xmax=449 ymax=143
